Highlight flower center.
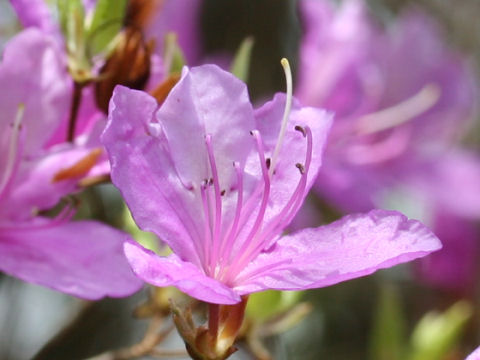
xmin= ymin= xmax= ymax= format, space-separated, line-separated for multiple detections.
xmin=195 ymin=59 xmax=315 ymax=285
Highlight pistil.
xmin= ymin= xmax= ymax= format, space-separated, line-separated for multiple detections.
xmin=356 ymin=83 xmax=441 ymax=135
xmin=269 ymin=58 xmax=293 ymax=176
xmin=205 ymin=134 xmax=224 ymax=274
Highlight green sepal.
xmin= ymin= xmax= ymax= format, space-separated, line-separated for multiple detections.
xmin=86 ymin=0 xmax=128 ymax=56
xmin=57 ymin=0 xmax=91 ymax=81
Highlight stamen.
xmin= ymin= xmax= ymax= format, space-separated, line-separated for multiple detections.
xmin=229 ymin=126 xmax=313 ymax=281
xmin=294 ymin=125 xmax=306 ymax=137
xmin=205 ymin=134 xmax=223 ymax=272
xmin=356 ymin=83 xmax=441 ymax=135
xmin=269 ymin=58 xmax=293 ymax=177
xmin=225 ymin=130 xmax=271 ymax=281
xmin=0 ymin=104 xmax=25 ymax=199
xmin=296 ymin=163 xmax=305 ymax=174
xmin=200 ymin=180 xmax=212 ymax=273
xmin=233 ymin=258 xmax=293 ymax=286
xmin=1 ymin=196 xmax=77 ymax=231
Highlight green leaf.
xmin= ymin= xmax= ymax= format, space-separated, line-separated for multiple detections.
xmin=246 ymin=290 xmax=303 ymax=321
xmin=407 ymin=300 xmax=472 ymax=360
xmin=86 ymin=0 xmax=127 ymax=55
xmin=230 ymin=37 xmax=254 ymax=82
xmin=121 ymin=206 xmax=161 ymax=254
xmin=369 ymin=284 xmax=406 ymax=360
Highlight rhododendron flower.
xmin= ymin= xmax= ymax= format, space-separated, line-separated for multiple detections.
xmin=0 ymin=29 xmax=143 ymax=299
xmin=467 ymin=347 xmax=480 ymax=360
xmin=297 ymin=0 xmax=479 ymax=291
xmin=103 ymin=62 xmax=441 ymax=304
xmin=298 ymin=0 xmax=477 ymax=213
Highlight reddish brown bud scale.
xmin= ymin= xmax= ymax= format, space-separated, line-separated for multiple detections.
xmin=95 ymin=28 xmax=153 ymax=113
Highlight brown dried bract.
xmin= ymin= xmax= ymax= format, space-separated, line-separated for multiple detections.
xmin=95 ymin=27 xmax=153 ymax=113
xmin=125 ymin=0 xmax=164 ymax=30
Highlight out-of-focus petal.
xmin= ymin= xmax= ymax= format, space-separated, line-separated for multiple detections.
xmin=314 ymin=159 xmax=385 ymax=213
xmin=124 ymin=242 xmax=241 ymax=304
xmin=0 ymin=145 xmax=100 ymax=220
xmin=0 ymin=220 xmax=143 ymax=299
xmin=9 ymin=0 xmax=57 ymax=34
xmin=234 ymin=209 xmax=441 ymax=294
xmin=417 ymin=212 xmax=478 ymax=292
xmin=373 ymin=10 xmax=476 ymax=144
xmin=146 ymin=0 xmax=203 ymax=64
xmin=406 ymin=150 xmax=480 ymax=219
xmin=0 ymin=28 xmax=70 ymax=156
xmin=298 ymin=0 xmax=376 ymax=108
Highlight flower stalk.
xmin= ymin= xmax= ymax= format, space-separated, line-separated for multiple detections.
xmin=172 ymin=297 xmax=249 ymax=360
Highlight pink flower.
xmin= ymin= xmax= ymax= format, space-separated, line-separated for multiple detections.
xmin=0 ymin=29 xmax=143 ymax=299
xmin=298 ymin=0 xmax=477 ymax=213
xmin=103 ymin=62 xmax=441 ymax=304
xmin=296 ymin=0 xmax=479 ymax=291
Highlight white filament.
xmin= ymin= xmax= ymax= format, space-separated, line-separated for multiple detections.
xmin=269 ymin=58 xmax=293 ymax=177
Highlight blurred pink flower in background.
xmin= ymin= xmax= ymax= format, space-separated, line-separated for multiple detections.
xmin=296 ymin=0 xmax=480 ymax=291
xmin=0 ymin=29 xmax=143 ymax=299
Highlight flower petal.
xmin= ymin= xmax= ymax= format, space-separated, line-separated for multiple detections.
xmin=253 ymin=93 xmax=333 ymax=225
xmin=0 ymin=145 xmax=100 ymax=221
xmin=156 ymin=65 xmax=256 ymax=188
xmin=0 ymin=220 xmax=143 ymax=299
xmin=103 ymin=85 xmax=204 ymax=266
xmin=9 ymin=0 xmax=57 ymax=34
xmin=373 ymin=10 xmax=476 ymax=142
xmin=234 ymin=209 xmax=441 ymax=294
xmin=124 ymin=242 xmax=241 ymax=304
xmin=0 ymin=29 xmax=70 ymax=156
xmin=146 ymin=0 xmax=203 ymax=64
xmin=406 ymin=150 xmax=480 ymax=219
xmin=467 ymin=347 xmax=480 ymax=360
xmin=417 ymin=212 xmax=478 ymax=291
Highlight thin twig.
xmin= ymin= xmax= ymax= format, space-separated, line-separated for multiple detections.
xmin=89 ymin=317 xmax=183 ymax=360
xmin=67 ymin=81 xmax=84 ymax=142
